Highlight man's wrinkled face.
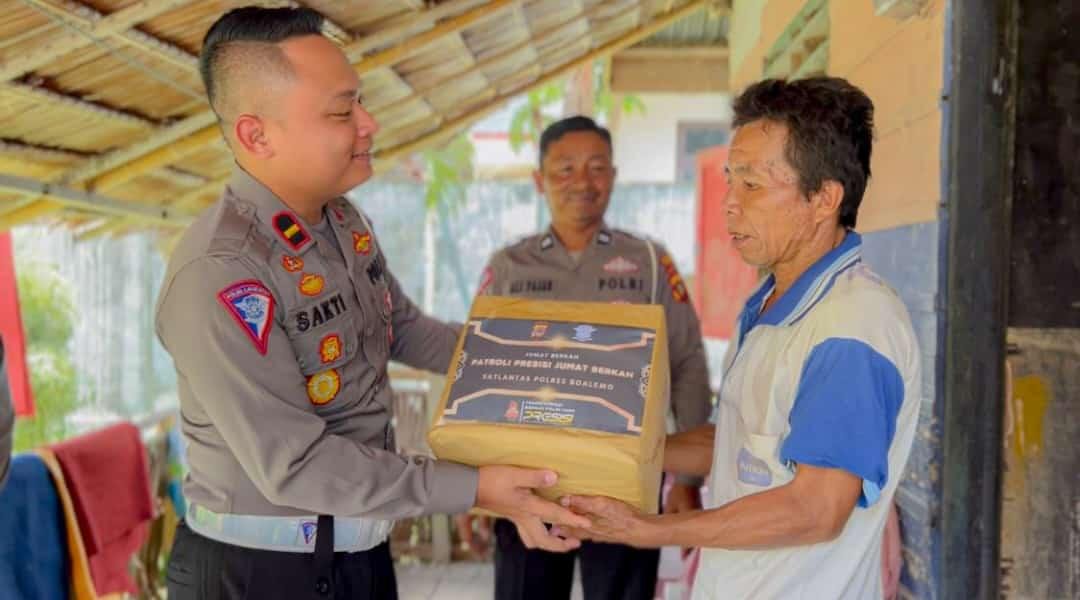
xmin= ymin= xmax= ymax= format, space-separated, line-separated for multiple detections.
xmin=724 ymin=119 xmax=816 ymax=270
xmin=535 ymin=131 xmax=616 ymax=230
xmin=267 ymin=35 xmax=379 ymax=198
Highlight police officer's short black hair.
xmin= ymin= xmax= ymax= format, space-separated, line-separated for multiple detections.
xmin=538 ymin=116 xmax=613 ymax=167
xmin=732 ymin=77 xmax=874 ymax=229
xmin=199 ymin=6 xmax=325 ymax=121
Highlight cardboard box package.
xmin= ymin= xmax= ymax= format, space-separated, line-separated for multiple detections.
xmin=428 ymin=296 xmax=670 ymax=513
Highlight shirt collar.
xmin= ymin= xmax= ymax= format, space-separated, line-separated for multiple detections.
xmin=539 ymin=222 xmax=612 ymax=252
xmin=737 ymin=231 xmax=863 ymax=339
xmin=226 ymin=166 xmax=317 ymax=254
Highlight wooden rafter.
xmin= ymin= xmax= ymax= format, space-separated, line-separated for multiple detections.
xmin=342 ymin=0 xmax=488 ymax=61
xmin=0 ymin=172 xmax=186 ymax=228
xmin=59 ymin=111 xmax=218 ymax=185
xmin=353 ymin=0 xmax=515 ymax=75
xmin=1 ymin=0 xmax=192 ymax=82
xmin=367 ymin=0 xmax=614 ymax=114
xmin=2 ymin=82 xmax=155 ymax=129
xmin=73 ymin=0 xmax=520 ymax=191
xmin=375 ymin=0 xmax=710 ymax=165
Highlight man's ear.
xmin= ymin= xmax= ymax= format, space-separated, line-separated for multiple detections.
xmin=811 ymin=180 xmax=844 ymax=224
xmin=233 ymin=114 xmax=274 ymax=158
xmin=532 ymin=168 xmax=545 ymax=195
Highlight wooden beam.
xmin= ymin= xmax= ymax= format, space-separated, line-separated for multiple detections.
xmin=0 ymin=198 xmax=62 ymax=230
xmin=60 ymin=110 xmax=219 ymax=185
xmin=0 ymin=172 xmax=186 ymax=227
xmin=170 ymin=176 xmax=228 ymax=210
xmin=611 ymin=48 xmax=730 ymax=93
xmin=61 ymin=0 xmax=510 ymax=189
xmin=368 ymin=0 xmax=614 ymax=114
xmin=86 ymin=125 xmax=221 ymax=191
xmin=342 ymin=0 xmax=488 ymax=61
xmin=0 ymin=155 xmax=71 ymax=181
xmin=2 ymin=0 xmax=192 ymax=82
xmin=354 ymin=0 xmax=516 ymax=76
xmin=2 ymin=82 xmax=155 ymax=129
xmin=375 ymin=0 xmax=710 ymax=165
xmin=616 ymin=45 xmax=730 ymax=60
xmin=113 ymin=26 xmax=200 ymax=75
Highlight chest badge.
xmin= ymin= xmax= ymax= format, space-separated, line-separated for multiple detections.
xmin=603 ymin=256 xmax=639 ymax=274
xmin=352 ymin=231 xmax=372 ymax=255
xmin=281 ymin=255 xmax=304 ymax=273
xmin=307 ymin=369 xmax=341 ymax=405
xmin=319 ymin=334 xmax=342 ymax=364
xmin=299 ymin=273 xmax=325 ymax=296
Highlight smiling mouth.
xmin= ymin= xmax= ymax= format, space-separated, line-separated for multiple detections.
xmin=351 ymin=150 xmax=371 ymax=161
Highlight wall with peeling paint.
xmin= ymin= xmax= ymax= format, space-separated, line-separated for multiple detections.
xmin=1000 ymin=330 xmax=1080 ymax=599
xmin=1000 ymin=1 xmax=1080 ymax=597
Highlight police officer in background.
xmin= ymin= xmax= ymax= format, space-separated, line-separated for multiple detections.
xmin=458 ymin=116 xmax=713 ymax=600
xmin=157 ymin=7 xmax=587 ymax=599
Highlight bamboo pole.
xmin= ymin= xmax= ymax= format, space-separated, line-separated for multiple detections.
xmin=0 ymin=198 xmax=61 ymax=231
xmin=86 ymin=126 xmax=222 ymax=191
xmin=366 ymin=0 xmax=615 ymax=114
xmin=353 ymin=0 xmax=516 ymax=75
xmin=78 ymin=0 xmax=517 ymax=191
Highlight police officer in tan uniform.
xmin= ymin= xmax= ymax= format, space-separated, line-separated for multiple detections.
xmin=461 ymin=117 xmax=713 ymax=600
xmin=157 ymin=8 xmax=587 ymax=599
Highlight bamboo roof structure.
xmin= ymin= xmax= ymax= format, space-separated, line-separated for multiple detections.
xmin=0 ymin=0 xmax=730 ymax=235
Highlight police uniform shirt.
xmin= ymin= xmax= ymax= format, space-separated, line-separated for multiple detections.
xmin=479 ymin=225 xmax=712 ymax=441
xmin=693 ymin=233 xmax=921 ymax=599
xmin=155 ymin=167 xmax=477 ymax=520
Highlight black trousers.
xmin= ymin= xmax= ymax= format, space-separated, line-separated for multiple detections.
xmin=166 ymin=519 xmax=398 ymax=600
xmin=493 ymin=518 xmax=659 ymax=600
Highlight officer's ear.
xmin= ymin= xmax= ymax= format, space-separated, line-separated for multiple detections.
xmin=532 ymin=168 xmax=546 ymax=195
xmin=233 ymin=114 xmax=273 ymax=159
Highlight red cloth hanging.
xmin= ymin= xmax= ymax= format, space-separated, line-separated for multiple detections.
xmin=0 ymin=232 xmax=34 ymax=416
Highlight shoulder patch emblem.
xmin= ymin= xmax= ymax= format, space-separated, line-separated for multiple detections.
xmin=273 ymin=211 xmax=311 ymax=251
xmin=307 ymin=369 xmax=341 ymax=405
xmin=660 ymin=255 xmax=689 ymax=303
xmin=299 ymin=273 xmax=325 ymax=297
xmin=281 ymin=255 xmax=304 ymax=272
xmin=603 ymin=256 xmax=640 ymax=274
xmin=352 ymin=231 xmax=372 ymax=255
xmin=218 ymin=280 xmax=275 ymax=355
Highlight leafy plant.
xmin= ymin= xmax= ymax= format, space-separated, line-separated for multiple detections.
xmin=421 ymin=133 xmax=476 ymax=212
xmin=12 ymin=260 xmax=81 ymax=452
xmin=508 ymin=60 xmax=648 ymax=155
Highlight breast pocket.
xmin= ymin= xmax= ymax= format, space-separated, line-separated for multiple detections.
xmin=284 ymin=291 xmax=360 ymax=376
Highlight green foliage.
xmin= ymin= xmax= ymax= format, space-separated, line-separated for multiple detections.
xmin=421 ymin=133 xmax=476 ymax=213
xmin=507 ymin=60 xmax=647 ymax=157
xmin=11 ymin=260 xmax=80 ymax=452
xmin=508 ymin=82 xmax=564 ymax=154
